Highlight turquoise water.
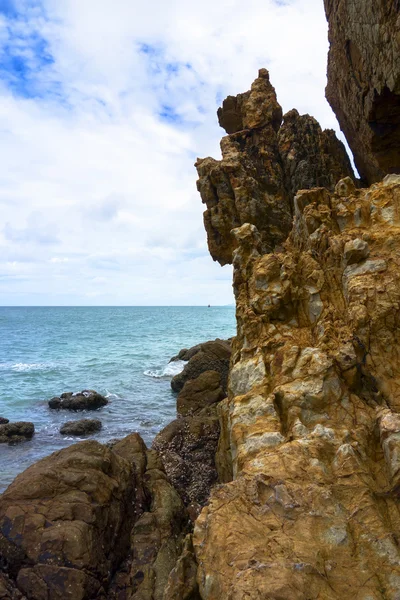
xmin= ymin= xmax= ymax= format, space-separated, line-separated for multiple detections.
xmin=0 ymin=306 xmax=236 ymax=492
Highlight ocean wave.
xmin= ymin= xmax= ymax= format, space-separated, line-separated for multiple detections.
xmin=0 ymin=362 xmax=57 ymax=372
xmin=144 ymin=359 xmax=186 ymax=379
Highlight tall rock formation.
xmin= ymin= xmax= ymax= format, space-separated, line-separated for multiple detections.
xmin=193 ymin=69 xmax=400 ymax=598
xmin=196 ymin=70 xmax=353 ymax=266
xmin=325 ymin=0 xmax=400 ymax=184
xmin=195 ymin=168 xmax=400 ymax=598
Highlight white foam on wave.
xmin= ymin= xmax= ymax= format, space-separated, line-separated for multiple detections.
xmin=144 ymin=359 xmax=186 ymax=379
xmin=2 ymin=362 xmax=56 ymax=372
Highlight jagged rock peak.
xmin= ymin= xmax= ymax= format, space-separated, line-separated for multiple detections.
xmin=217 ymin=68 xmax=283 ymax=134
xmin=196 ymin=70 xmax=354 ymax=266
xmin=324 ymin=0 xmax=400 ymax=184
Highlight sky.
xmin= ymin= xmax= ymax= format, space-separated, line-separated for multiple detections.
xmin=0 ymin=0 xmax=342 ymax=306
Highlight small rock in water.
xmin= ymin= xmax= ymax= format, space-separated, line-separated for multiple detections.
xmin=60 ymin=418 xmax=102 ymax=436
xmin=0 ymin=422 xmax=34 ymax=444
xmin=0 ymin=417 xmax=9 ymax=425
xmin=48 ymin=389 xmax=108 ymax=411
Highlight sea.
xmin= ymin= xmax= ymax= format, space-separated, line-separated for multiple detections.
xmin=0 ymin=306 xmax=236 ymax=493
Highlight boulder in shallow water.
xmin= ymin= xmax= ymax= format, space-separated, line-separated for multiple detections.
xmin=171 ymin=339 xmax=231 ymax=394
xmin=177 ymin=370 xmax=225 ymax=417
xmin=0 ymin=417 xmax=9 ymax=424
xmin=48 ymin=389 xmax=108 ymax=411
xmin=60 ymin=418 xmax=102 ymax=436
xmin=0 ymin=422 xmax=34 ymax=444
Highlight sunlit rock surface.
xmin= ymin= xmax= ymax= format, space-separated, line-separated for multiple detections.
xmin=193 ymin=173 xmax=400 ymax=598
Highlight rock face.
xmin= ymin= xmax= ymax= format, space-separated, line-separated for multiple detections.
xmin=60 ymin=418 xmax=102 ymax=436
xmin=0 ymin=422 xmax=34 ymax=444
xmin=0 ymin=440 xmax=136 ymax=599
xmin=171 ymin=339 xmax=231 ymax=394
xmin=325 ymin=0 xmax=400 ymax=184
xmin=48 ymin=390 xmax=108 ymax=411
xmin=193 ymin=173 xmax=400 ymax=598
xmin=196 ymin=69 xmax=353 ymax=266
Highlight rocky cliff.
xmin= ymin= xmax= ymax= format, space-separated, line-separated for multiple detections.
xmin=325 ymin=0 xmax=400 ymax=184
xmin=191 ymin=67 xmax=400 ymax=598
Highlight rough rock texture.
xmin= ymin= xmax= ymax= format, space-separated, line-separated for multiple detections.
xmin=48 ymin=390 xmax=108 ymax=411
xmin=0 ymin=418 xmax=9 ymax=425
xmin=176 ymin=371 xmax=225 ymax=417
xmin=193 ymin=174 xmax=400 ymax=598
xmin=0 ymin=441 xmax=136 ymax=599
xmin=0 ymin=574 xmax=23 ymax=600
xmin=163 ymin=535 xmax=201 ymax=600
xmin=124 ymin=450 xmax=188 ymax=600
xmin=196 ymin=69 xmax=353 ymax=266
xmin=325 ymin=0 xmax=400 ymax=184
xmin=171 ymin=340 xmax=231 ymax=394
xmin=0 ymin=422 xmax=34 ymax=444
xmin=153 ymin=414 xmax=220 ymax=516
xmin=278 ymin=109 xmax=354 ymax=199
xmin=60 ymin=418 xmax=102 ymax=436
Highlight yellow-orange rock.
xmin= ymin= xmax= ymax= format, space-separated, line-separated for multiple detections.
xmin=194 ymin=174 xmax=400 ymax=599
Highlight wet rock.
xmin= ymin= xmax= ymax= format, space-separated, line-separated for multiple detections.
xmin=0 ymin=422 xmax=34 ymax=444
xmin=177 ymin=370 xmax=225 ymax=417
xmin=0 ymin=440 xmax=138 ymax=599
xmin=325 ymin=0 xmax=400 ymax=184
xmin=59 ymin=418 xmax=102 ymax=436
xmin=48 ymin=389 xmax=108 ymax=411
xmin=0 ymin=417 xmax=9 ymax=425
xmin=171 ymin=339 xmax=231 ymax=394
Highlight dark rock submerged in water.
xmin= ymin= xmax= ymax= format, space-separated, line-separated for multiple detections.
xmin=60 ymin=418 xmax=102 ymax=436
xmin=48 ymin=389 xmax=108 ymax=411
xmin=0 ymin=422 xmax=34 ymax=444
xmin=170 ymin=338 xmax=231 ymax=394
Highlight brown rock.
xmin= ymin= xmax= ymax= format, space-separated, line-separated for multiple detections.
xmin=153 ymin=415 xmax=220 ymax=512
xmin=278 ymin=108 xmax=355 ymax=198
xmin=0 ymin=573 xmax=23 ymax=600
xmin=194 ymin=173 xmax=400 ymax=598
xmin=48 ymin=390 xmax=108 ymax=411
xmin=163 ymin=535 xmax=200 ymax=600
xmin=177 ymin=370 xmax=225 ymax=417
xmin=171 ymin=339 xmax=231 ymax=394
xmin=0 ymin=422 xmax=34 ymax=444
xmin=126 ymin=466 xmax=187 ymax=600
xmin=217 ymin=68 xmax=283 ymax=134
xmin=0 ymin=440 xmax=138 ymax=599
xmin=196 ymin=70 xmax=354 ymax=266
xmin=325 ymin=0 xmax=400 ymax=184
xmin=59 ymin=418 xmax=102 ymax=436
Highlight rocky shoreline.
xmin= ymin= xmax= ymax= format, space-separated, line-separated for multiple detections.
xmin=1 ymin=1 xmax=400 ymax=598
xmin=0 ymin=338 xmax=232 ymax=600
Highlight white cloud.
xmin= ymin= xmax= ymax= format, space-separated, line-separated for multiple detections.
xmin=0 ymin=0 xmax=341 ymax=305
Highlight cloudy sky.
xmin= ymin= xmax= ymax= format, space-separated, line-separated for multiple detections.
xmin=0 ymin=0 xmax=341 ymax=306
